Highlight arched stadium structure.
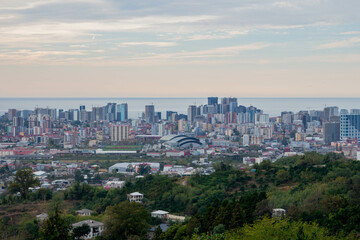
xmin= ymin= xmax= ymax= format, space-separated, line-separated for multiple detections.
xmin=160 ymin=135 xmax=202 ymax=149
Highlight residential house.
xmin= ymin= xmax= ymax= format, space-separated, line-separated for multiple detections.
xmin=151 ymin=210 xmax=169 ymax=219
xmin=127 ymin=192 xmax=143 ymax=203
xmin=76 ymin=209 xmax=93 ymax=216
xmin=72 ymin=220 xmax=104 ymax=239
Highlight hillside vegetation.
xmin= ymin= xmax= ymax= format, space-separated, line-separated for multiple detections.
xmin=1 ymin=152 xmax=360 ymax=239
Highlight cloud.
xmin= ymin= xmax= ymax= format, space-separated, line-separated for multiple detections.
xmin=120 ymin=42 xmax=177 ymax=47
xmin=135 ymin=43 xmax=271 ymax=60
xmin=0 ymin=0 xmax=359 ymax=68
xmin=317 ymin=37 xmax=360 ymax=49
xmin=70 ymin=44 xmax=89 ymax=48
xmin=0 ymin=49 xmax=87 ymax=64
xmin=340 ymin=31 xmax=360 ymax=35
xmin=0 ymin=15 xmax=217 ymax=47
xmin=0 ymin=0 xmax=102 ymax=10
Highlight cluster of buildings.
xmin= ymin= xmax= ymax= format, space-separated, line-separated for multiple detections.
xmin=1 ymin=98 xmax=360 ymax=162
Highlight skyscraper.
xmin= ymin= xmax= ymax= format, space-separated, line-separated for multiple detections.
xmin=188 ymin=105 xmax=197 ymax=123
xmin=8 ymin=109 xmax=17 ymax=120
xmin=28 ymin=114 xmax=38 ymax=128
xmin=105 ymin=103 xmax=116 ymax=122
xmin=92 ymin=107 xmax=105 ymax=121
xmin=208 ymin=97 xmax=218 ymax=105
xmin=156 ymin=112 xmax=161 ymax=121
xmin=145 ymin=105 xmax=155 ymax=123
xmin=324 ymin=106 xmax=339 ymax=122
xmin=324 ymin=122 xmax=340 ymax=145
xmin=120 ymin=103 xmax=128 ymax=122
xmin=340 ymin=112 xmax=360 ymax=142
xmin=166 ymin=111 xmax=177 ymax=121
xmin=13 ymin=116 xmax=24 ymax=127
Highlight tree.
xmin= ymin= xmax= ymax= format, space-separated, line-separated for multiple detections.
xmin=126 ymin=164 xmax=134 ymax=173
xmin=153 ymin=226 xmax=163 ymax=240
xmin=39 ymin=204 xmax=72 ymax=240
xmin=103 ymin=201 xmax=150 ymax=239
xmin=8 ymin=168 xmax=40 ymax=199
xmin=138 ymin=164 xmax=151 ymax=175
xmin=227 ymin=217 xmax=341 ymax=240
xmin=74 ymin=170 xmax=83 ymax=183
xmin=33 ymin=188 xmax=52 ymax=201
xmin=19 ymin=219 xmax=40 ymax=240
xmin=72 ymin=224 xmax=90 ymax=240
xmin=213 ymin=224 xmax=226 ymax=234
xmin=276 ymin=169 xmax=291 ymax=184
xmin=93 ymin=173 xmax=101 ymax=184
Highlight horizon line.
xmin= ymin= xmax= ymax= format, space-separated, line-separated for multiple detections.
xmin=1 ymin=97 xmax=360 ymax=99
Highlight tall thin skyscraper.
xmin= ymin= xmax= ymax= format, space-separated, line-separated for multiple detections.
xmin=145 ymin=105 xmax=155 ymax=123
xmin=188 ymin=105 xmax=197 ymax=122
xmin=120 ymin=103 xmax=128 ymax=122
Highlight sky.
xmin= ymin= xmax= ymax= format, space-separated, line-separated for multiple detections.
xmin=0 ymin=0 xmax=360 ymax=98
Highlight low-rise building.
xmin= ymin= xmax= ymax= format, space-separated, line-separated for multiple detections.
xmin=104 ymin=180 xmax=125 ymax=189
xmin=72 ymin=220 xmax=104 ymax=239
xmin=76 ymin=209 xmax=93 ymax=216
xmin=151 ymin=210 xmax=169 ymax=219
xmin=127 ymin=192 xmax=143 ymax=203
xmin=36 ymin=213 xmax=48 ymax=221
xmin=272 ymin=208 xmax=286 ymax=218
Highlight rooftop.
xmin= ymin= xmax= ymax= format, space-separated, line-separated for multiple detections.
xmin=72 ymin=219 xmax=103 ymax=228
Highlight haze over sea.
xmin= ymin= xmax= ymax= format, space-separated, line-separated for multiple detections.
xmin=0 ymin=98 xmax=360 ymax=119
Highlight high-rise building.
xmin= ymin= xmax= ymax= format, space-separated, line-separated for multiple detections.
xmin=21 ymin=110 xmax=33 ymax=120
xmin=221 ymin=97 xmax=237 ymax=105
xmin=145 ymin=105 xmax=155 ymax=123
xmin=34 ymin=108 xmax=57 ymax=120
xmin=79 ymin=110 xmax=90 ymax=122
xmin=105 ymin=103 xmax=116 ymax=122
xmin=229 ymin=102 xmax=238 ymax=112
xmin=156 ymin=112 xmax=161 ymax=121
xmin=110 ymin=124 xmax=130 ymax=142
xmin=64 ymin=131 xmax=80 ymax=148
xmin=281 ymin=111 xmax=294 ymax=124
xmin=92 ymin=107 xmax=105 ymax=121
xmin=350 ymin=109 xmax=360 ymax=115
xmin=340 ymin=112 xmax=360 ymax=142
xmin=208 ymin=97 xmax=218 ymax=105
xmin=324 ymin=106 xmax=339 ymax=122
xmin=68 ymin=109 xmax=79 ymax=121
xmin=58 ymin=109 xmax=65 ymax=120
xmin=116 ymin=103 xmax=128 ymax=122
xmin=40 ymin=114 xmax=51 ymax=131
xmin=80 ymin=105 xmax=86 ymax=111
xmin=187 ymin=105 xmax=197 ymax=122
xmin=166 ymin=111 xmax=177 ymax=121
xmin=13 ymin=116 xmax=24 ymax=127
xmin=28 ymin=115 xmax=38 ymax=128
xmin=8 ymin=109 xmax=17 ymax=120
xmin=120 ymin=103 xmax=128 ymax=122
xmin=324 ymin=122 xmax=340 ymax=145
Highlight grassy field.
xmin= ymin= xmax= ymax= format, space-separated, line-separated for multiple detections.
xmin=102 ymin=145 xmax=142 ymax=151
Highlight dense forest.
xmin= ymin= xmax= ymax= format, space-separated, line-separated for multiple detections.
xmin=1 ymin=152 xmax=360 ymax=239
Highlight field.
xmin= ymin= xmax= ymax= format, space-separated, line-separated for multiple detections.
xmin=102 ymin=145 xmax=142 ymax=151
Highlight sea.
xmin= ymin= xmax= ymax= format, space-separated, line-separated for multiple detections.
xmin=0 ymin=98 xmax=360 ymax=119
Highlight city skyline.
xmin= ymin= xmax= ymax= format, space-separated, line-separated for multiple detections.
xmin=0 ymin=0 xmax=360 ymax=97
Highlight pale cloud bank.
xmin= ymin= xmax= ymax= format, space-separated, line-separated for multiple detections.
xmin=0 ymin=0 xmax=359 ymax=97
xmin=317 ymin=37 xmax=360 ymax=49
xmin=120 ymin=42 xmax=177 ymax=47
